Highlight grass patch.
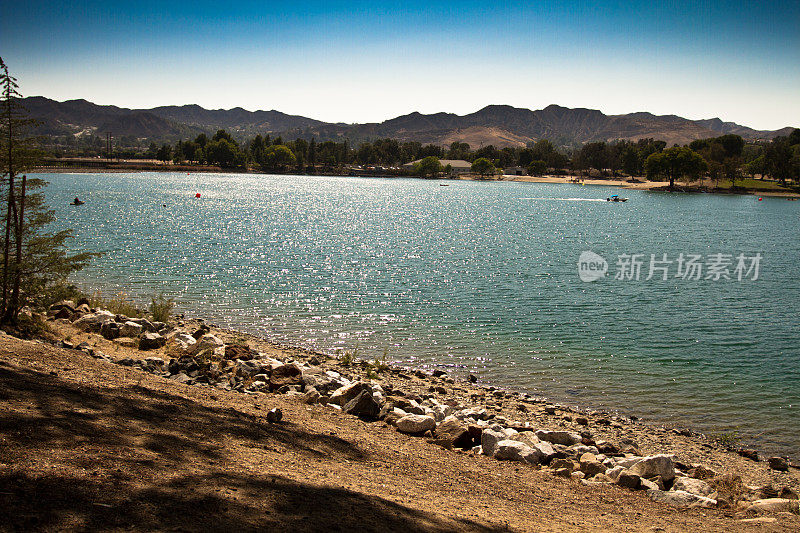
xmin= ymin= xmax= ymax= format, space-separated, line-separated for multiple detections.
xmin=708 ymin=429 xmax=740 ymax=449
xmin=3 ymin=314 xmax=55 ymax=340
xmin=338 ymin=344 xmax=359 ymax=367
xmin=713 ymin=178 xmax=790 ymax=191
xmin=105 ymin=293 xmax=143 ymax=318
xmin=150 ymin=294 xmax=175 ymax=323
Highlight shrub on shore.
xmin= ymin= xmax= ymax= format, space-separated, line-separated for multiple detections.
xmin=150 ymin=294 xmax=175 ymax=323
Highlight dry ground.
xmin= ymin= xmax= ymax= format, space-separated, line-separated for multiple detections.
xmin=1 ymin=333 xmax=798 ymax=532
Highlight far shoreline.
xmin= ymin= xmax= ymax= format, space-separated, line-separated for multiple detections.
xmin=32 ymin=166 xmax=800 ymax=198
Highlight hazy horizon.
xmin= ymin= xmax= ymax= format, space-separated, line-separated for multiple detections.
xmin=2 ymin=1 xmax=798 ymax=130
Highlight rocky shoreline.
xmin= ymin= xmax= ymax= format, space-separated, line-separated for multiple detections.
xmin=33 ymin=299 xmax=800 ymax=522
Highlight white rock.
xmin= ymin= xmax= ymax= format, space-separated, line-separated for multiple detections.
xmin=640 ymin=478 xmax=660 ymax=491
xmin=72 ymin=312 xmax=114 ymax=330
xmin=745 ymin=499 xmax=800 ymax=514
xmin=329 ymin=382 xmax=370 ymax=406
xmin=169 ymin=333 xmax=197 ymax=350
xmin=481 ymin=426 xmax=518 ymax=457
xmin=494 ymin=440 xmax=541 ymax=464
xmin=534 ymin=430 xmax=582 ymax=446
xmin=396 ymin=414 xmax=436 ymax=434
xmin=630 ymin=454 xmax=677 ymax=482
xmin=616 ymin=456 xmax=644 ymax=469
xmin=568 ymin=444 xmax=599 ymax=456
xmin=188 ymin=334 xmax=224 ymax=355
xmin=672 ymin=476 xmax=713 ymax=497
xmin=647 ymin=489 xmax=716 ymax=508
xmin=119 ymin=321 xmax=143 ymax=337
xmin=739 ymin=517 xmax=777 ymax=524
xmin=529 ymin=441 xmax=555 ymax=462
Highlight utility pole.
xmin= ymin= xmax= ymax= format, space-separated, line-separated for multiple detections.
xmin=106 ymin=132 xmax=112 ymax=160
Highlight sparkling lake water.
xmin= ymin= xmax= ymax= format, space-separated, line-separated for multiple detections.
xmin=41 ymin=172 xmax=800 ymax=458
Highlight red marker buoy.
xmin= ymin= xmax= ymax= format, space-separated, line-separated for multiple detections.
xmin=758 ymin=197 xmax=762 ymax=201
xmin=195 ymin=193 xmax=201 ymax=198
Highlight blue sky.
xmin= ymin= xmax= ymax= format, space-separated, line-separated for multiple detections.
xmin=1 ymin=1 xmax=798 ymax=129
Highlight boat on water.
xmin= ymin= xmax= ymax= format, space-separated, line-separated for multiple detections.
xmin=606 ymin=195 xmax=628 ymax=202
xmin=70 ymin=198 xmax=85 ymax=206
xmin=439 ymin=183 xmax=449 ymax=186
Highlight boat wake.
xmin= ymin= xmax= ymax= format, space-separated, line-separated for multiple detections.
xmin=519 ymin=197 xmax=607 ymax=202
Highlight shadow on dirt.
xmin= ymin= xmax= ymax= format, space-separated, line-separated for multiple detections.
xmin=0 ymin=362 xmax=507 ymax=532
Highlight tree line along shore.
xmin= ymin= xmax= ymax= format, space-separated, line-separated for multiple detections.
xmin=37 ymin=127 xmax=800 ymax=192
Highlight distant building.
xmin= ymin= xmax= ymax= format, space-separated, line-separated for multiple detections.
xmin=503 ymin=166 xmax=526 ymax=176
xmin=403 ymin=159 xmax=472 ymax=175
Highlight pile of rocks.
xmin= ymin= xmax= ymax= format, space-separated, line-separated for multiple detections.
xmin=49 ymin=301 xmax=168 ymax=350
xmin=52 ymin=305 xmax=799 ymax=517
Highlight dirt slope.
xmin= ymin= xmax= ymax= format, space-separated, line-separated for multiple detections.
xmin=0 ymin=334 xmax=796 ymax=532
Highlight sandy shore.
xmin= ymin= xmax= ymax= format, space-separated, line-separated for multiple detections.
xmin=498 ymin=175 xmax=800 ymax=197
xmin=504 ymin=175 xmax=670 ymax=190
xmin=1 ymin=308 xmax=798 ymax=531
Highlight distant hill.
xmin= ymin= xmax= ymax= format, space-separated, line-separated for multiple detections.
xmin=21 ymin=96 xmax=796 ymax=148
xmin=148 ymin=104 xmax=329 ymax=138
xmin=22 ymin=97 xmax=200 ymax=140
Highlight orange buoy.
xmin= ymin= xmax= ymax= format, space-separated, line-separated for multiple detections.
xmin=195 ymin=193 xmax=201 ymax=198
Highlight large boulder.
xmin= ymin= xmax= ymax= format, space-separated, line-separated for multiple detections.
xmin=494 ymin=440 xmax=541 ymax=464
xmin=129 ymin=317 xmax=156 ymax=332
xmin=647 ymin=489 xmax=716 ymax=508
xmin=100 ymin=321 xmax=121 ymax=340
xmin=188 ymin=334 xmax=224 ymax=355
xmin=579 ymin=453 xmax=606 ymax=477
xmin=673 ymin=476 xmax=714 ymax=497
xmin=234 ymin=360 xmax=261 ymax=378
xmin=688 ymin=464 xmax=717 ymax=480
xmin=225 ymin=344 xmax=254 ymax=361
xmin=396 ymin=414 xmax=436 ymax=434
xmin=630 ymin=454 xmax=677 ymax=482
xmin=528 ymin=440 xmax=556 ymax=463
xmin=616 ymin=470 xmax=642 ymax=490
xmin=436 ymin=417 xmax=474 ymax=449
xmin=534 ymin=430 xmax=582 ymax=446
xmin=343 ymin=390 xmax=381 ymax=419
xmin=269 ymin=363 xmax=303 ymax=391
xmin=119 ymin=321 xmax=143 ymax=338
xmin=168 ymin=333 xmax=197 ymax=351
xmin=481 ymin=426 xmax=518 ymax=457
xmin=139 ymin=332 xmax=166 ymax=350
xmin=329 ymin=382 xmax=371 ymax=406
xmin=767 ymin=457 xmax=790 ymax=471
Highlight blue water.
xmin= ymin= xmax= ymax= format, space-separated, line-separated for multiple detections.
xmin=41 ymin=172 xmax=800 ymax=458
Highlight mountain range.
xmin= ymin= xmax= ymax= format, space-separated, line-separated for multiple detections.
xmin=22 ymin=96 xmax=796 ymax=148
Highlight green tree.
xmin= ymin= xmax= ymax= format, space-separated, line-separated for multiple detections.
xmin=155 ymin=144 xmax=172 ymax=162
xmin=471 ymin=157 xmax=496 ymax=178
xmin=205 ymin=138 xmax=243 ymax=168
xmin=527 ymin=160 xmax=547 ymax=176
xmin=260 ymin=145 xmax=296 ymax=172
xmin=413 ymin=156 xmax=443 ymax=178
xmin=0 ymin=57 xmax=95 ymax=323
xmin=763 ymin=136 xmax=797 ymax=185
xmin=645 ymin=147 xmax=708 ymax=190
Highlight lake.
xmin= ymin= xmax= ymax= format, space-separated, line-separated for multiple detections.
xmin=41 ymin=172 xmax=800 ymax=458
